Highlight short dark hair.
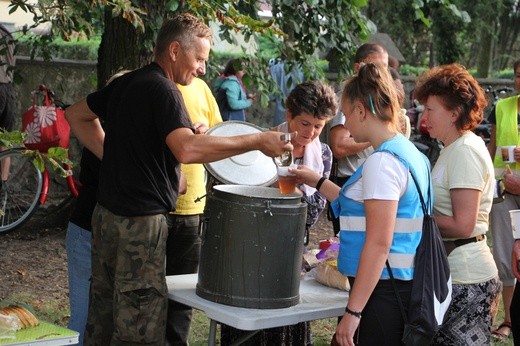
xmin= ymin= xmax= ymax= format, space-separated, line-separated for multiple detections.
xmin=155 ymin=13 xmax=212 ymax=59
xmin=223 ymin=59 xmax=244 ymax=76
xmin=355 ymin=43 xmax=387 ymax=64
xmin=285 ymin=80 xmax=337 ymax=120
xmin=388 ymin=67 xmax=404 ymax=106
xmin=414 ymin=64 xmax=487 ymax=131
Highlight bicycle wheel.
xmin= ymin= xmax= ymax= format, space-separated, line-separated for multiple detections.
xmin=0 ymin=149 xmax=43 ymax=234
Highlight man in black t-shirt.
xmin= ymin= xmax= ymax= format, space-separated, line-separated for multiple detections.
xmin=65 ymin=13 xmax=293 ymax=345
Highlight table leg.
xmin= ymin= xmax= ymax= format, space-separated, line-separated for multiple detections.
xmin=208 ymin=319 xmax=217 ymax=346
xmin=230 ymin=330 xmax=260 ymax=346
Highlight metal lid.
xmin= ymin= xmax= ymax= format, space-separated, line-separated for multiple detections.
xmin=213 ymin=185 xmax=302 ymax=202
xmin=204 ymin=121 xmax=277 ymax=186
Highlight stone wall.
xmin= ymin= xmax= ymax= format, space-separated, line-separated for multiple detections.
xmin=15 ymin=56 xmax=97 ymax=114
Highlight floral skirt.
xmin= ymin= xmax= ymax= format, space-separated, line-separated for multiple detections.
xmin=431 ymin=276 xmax=501 ymax=345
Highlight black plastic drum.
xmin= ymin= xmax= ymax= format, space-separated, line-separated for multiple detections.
xmin=196 ymin=185 xmax=307 ymax=309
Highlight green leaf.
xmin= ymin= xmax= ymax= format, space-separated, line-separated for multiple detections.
xmin=260 ymin=93 xmax=269 ymax=108
xmin=0 ymin=130 xmax=25 ymax=148
xmin=351 ymin=0 xmax=368 ymax=8
xmin=166 ymin=0 xmax=180 ymax=12
xmin=32 ymin=156 xmax=45 ymax=173
xmin=47 ymin=147 xmax=70 ymax=161
xmin=9 ymin=5 xmax=18 ymax=14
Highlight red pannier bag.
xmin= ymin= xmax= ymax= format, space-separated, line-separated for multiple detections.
xmin=22 ymin=85 xmax=70 ymax=153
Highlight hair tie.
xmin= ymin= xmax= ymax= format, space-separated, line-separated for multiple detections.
xmin=368 ymin=94 xmax=376 ymax=114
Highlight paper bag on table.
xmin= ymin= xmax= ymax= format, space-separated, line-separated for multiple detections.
xmin=315 ymin=260 xmax=349 ymax=291
xmin=0 ymin=313 xmax=20 ymax=340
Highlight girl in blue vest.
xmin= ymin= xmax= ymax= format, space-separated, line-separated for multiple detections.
xmin=291 ymin=63 xmax=430 ymax=345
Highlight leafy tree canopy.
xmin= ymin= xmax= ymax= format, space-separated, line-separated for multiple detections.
xmin=7 ymin=0 xmax=466 ymax=102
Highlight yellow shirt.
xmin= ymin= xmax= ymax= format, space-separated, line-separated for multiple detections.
xmin=174 ymin=78 xmax=222 ymax=215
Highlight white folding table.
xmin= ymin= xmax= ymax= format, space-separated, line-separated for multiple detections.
xmin=166 ymin=274 xmax=348 ymax=345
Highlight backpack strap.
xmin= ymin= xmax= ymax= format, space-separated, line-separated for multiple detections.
xmin=386 ymin=171 xmax=421 ymax=325
xmin=386 ymin=260 xmax=409 ymax=324
xmin=408 ymin=169 xmax=429 ymax=215
xmin=380 ymin=149 xmax=430 ymax=326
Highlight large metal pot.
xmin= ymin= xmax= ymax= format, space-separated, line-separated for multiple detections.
xmin=196 ymin=185 xmax=307 ymax=309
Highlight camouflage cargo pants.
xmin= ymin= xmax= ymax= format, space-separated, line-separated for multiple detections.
xmin=84 ymin=204 xmax=169 ymax=345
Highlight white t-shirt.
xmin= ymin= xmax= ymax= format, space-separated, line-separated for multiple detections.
xmin=345 ymin=151 xmax=408 ymax=202
xmin=431 ymin=131 xmax=497 ymax=284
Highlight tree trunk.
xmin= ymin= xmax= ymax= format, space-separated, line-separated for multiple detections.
xmin=496 ymin=2 xmax=520 ymax=70
xmin=476 ymin=27 xmax=493 ymax=78
xmin=96 ymin=8 xmax=153 ymax=89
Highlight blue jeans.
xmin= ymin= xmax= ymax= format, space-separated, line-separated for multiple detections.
xmin=66 ymin=222 xmax=92 ymax=346
xmin=165 ymin=214 xmax=201 ymax=346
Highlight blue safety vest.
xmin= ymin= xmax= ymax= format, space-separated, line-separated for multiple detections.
xmin=330 ymin=135 xmax=431 ymax=280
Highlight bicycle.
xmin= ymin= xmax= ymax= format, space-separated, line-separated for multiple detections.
xmin=0 ymin=86 xmax=80 ymax=234
xmin=0 ymin=147 xmax=80 ymax=234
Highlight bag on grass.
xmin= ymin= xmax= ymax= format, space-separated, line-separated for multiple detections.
xmin=22 ymin=85 xmax=70 ymax=153
xmin=384 ymin=151 xmax=452 ymax=346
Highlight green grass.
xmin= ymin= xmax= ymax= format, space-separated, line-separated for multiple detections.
xmin=1 ymin=292 xmax=69 ymax=327
xmin=490 ymin=300 xmax=514 ymax=346
xmin=186 ymin=311 xmax=339 ymax=346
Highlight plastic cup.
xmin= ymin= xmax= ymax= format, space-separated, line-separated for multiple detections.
xmin=509 ymin=210 xmax=520 ymax=239
xmin=277 ymin=166 xmax=296 ymax=194
xmin=501 ymin=146 xmax=516 ymax=163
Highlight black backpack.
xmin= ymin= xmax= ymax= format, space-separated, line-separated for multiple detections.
xmin=386 ymin=163 xmax=452 ymax=346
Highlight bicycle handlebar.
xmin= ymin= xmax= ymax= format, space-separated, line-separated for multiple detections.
xmin=485 ymin=85 xmax=514 ymax=95
xmin=484 ymin=86 xmax=514 ymax=104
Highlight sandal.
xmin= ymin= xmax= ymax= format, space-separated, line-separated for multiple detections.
xmin=492 ymin=321 xmax=512 ymax=340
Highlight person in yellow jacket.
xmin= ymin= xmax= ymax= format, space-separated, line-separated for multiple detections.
xmin=166 ymin=77 xmax=222 ymax=345
xmin=487 ymin=59 xmax=520 ymax=341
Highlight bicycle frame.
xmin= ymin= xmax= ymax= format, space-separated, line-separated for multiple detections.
xmin=39 ymin=169 xmax=50 ymax=205
xmin=33 ymin=161 xmax=79 ymax=206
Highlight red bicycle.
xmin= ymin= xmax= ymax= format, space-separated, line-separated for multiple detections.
xmin=0 ymin=86 xmax=80 ymax=234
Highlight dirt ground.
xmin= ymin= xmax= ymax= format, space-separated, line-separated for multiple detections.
xmin=0 ymin=195 xmax=72 ymax=311
xmin=0 ymin=197 xmax=335 ymax=319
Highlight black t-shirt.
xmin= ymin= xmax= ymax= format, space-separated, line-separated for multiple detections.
xmin=87 ymin=63 xmax=193 ymax=216
xmin=488 ymin=105 xmax=520 ymax=124
xmin=69 ymin=148 xmax=100 ymax=231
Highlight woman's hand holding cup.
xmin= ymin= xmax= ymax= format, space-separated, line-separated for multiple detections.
xmin=289 ymin=165 xmax=321 ymax=188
